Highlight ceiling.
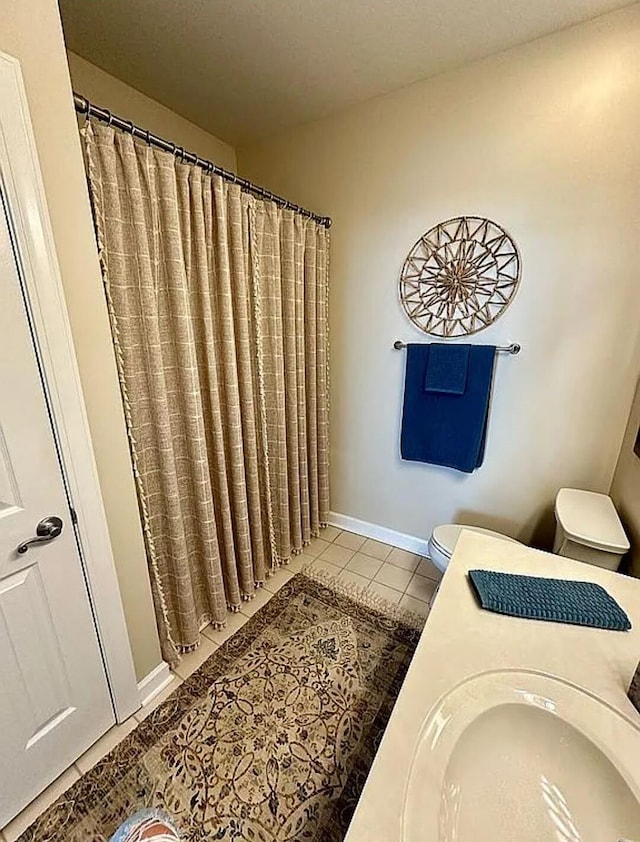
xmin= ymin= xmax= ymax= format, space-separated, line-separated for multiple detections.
xmin=59 ymin=0 xmax=636 ymax=146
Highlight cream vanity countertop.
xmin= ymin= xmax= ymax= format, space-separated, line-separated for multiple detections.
xmin=344 ymin=531 xmax=640 ymax=842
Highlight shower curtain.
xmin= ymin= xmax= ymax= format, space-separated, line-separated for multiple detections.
xmin=82 ymin=121 xmax=329 ymax=663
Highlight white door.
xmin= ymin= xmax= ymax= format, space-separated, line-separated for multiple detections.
xmin=0 ymin=190 xmax=114 ymax=827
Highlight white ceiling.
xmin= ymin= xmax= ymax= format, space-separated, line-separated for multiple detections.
xmin=59 ymin=0 xmax=636 ymax=145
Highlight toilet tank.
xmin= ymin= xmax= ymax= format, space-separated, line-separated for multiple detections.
xmin=553 ymin=488 xmax=629 ymax=572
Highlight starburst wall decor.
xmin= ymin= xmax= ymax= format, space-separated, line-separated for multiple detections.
xmin=399 ymin=216 xmax=521 ymax=337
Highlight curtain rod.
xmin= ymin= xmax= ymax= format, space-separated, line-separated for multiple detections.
xmin=73 ymin=92 xmax=332 ymax=228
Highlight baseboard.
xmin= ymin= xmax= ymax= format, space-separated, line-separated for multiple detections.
xmin=137 ymin=661 xmax=173 ymax=708
xmin=328 ymin=511 xmax=430 ymax=557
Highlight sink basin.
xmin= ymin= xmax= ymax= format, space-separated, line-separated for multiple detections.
xmin=403 ymin=670 xmax=640 ymax=842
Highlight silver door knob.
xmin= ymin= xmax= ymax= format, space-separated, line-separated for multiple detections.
xmin=17 ymin=516 xmax=63 ymax=554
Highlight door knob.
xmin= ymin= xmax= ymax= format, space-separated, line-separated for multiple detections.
xmin=16 ymin=516 xmax=63 ymax=554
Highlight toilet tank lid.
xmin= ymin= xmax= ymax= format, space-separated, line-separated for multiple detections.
xmin=555 ymin=488 xmax=629 ymax=554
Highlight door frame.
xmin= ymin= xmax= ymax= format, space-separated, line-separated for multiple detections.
xmin=0 ymin=52 xmax=139 ymax=721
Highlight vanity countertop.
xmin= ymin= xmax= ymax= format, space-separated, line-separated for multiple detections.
xmin=344 ymin=531 xmax=640 ymax=842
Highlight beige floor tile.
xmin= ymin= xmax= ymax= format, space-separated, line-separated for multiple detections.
xmin=367 ymin=580 xmax=403 ymax=604
xmin=399 ymin=593 xmax=431 ymax=617
xmin=405 ymin=573 xmax=438 ymax=603
xmin=337 ymin=568 xmax=370 ymax=590
xmin=387 ymin=547 xmax=421 ymax=572
xmin=76 ymin=717 xmax=138 ymax=774
xmin=303 ymin=538 xmax=332 ymax=558
xmin=416 ymin=557 xmax=443 ymax=581
xmin=345 ymin=553 xmax=382 ymax=580
xmin=300 ymin=557 xmax=324 ymax=576
xmin=319 ymin=543 xmax=355 ymax=567
xmin=202 ymin=611 xmax=249 ymax=646
xmin=263 ymin=564 xmax=297 ymax=593
xmin=308 ymin=559 xmax=342 ymax=578
xmin=173 ymin=635 xmax=218 ymax=681
xmin=333 ymin=531 xmax=366 ymax=551
xmin=428 ymin=582 xmax=441 ymax=608
xmin=319 ymin=525 xmax=342 ymax=542
xmin=360 ymin=538 xmax=393 ymax=561
xmin=240 ymin=586 xmax=275 ymax=617
xmin=135 ymin=674 xmax=183 ymax=722
xmin=283 ymin=554 xmax=310 ymax=575
xmin=2 ymin=766 xmax=81 ymax=842
xmin=373 ymin=563 xmax=414 ymax=592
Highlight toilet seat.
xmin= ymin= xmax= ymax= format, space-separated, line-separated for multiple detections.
xmin=430 ymin=524 xmax=519 ymax=562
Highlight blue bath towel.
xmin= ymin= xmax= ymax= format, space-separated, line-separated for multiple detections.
xmin=400 ymin=343 xmax=496 ymax=472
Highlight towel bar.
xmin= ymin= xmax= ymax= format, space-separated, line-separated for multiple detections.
xmin=393 ymin=340 xmax=521 ymax=354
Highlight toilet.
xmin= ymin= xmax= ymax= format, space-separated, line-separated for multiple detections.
xmin=427 ymin=524 xmax=521 ymax=573
xmin=553 ymin=488 xmax=629 ymax=571
xmin=427 ymin=488 xmax=630 ymax=575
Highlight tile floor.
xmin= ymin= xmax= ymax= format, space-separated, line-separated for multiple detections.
xmin=306 ymin=528 xmax=442 ymax=614
xmin=1 ymin=528 xmax=441 ymax=841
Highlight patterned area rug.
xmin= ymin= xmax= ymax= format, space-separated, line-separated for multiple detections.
xmin=19 ymin=571 xmax=423 ymax=842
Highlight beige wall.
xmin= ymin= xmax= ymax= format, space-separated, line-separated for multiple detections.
xmin=67 ymin=53 xmax=237 ymax=171
xmin=612 ymin=377 xmax=640 ymax=575
xmin=239 ymin=5 xmax=640 ymax=548
xmin=1 ymin=0 xmax=161 ymax=680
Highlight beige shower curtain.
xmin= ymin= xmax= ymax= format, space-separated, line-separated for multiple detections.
xmin=83 ymin=121 xmax=329 ymax=664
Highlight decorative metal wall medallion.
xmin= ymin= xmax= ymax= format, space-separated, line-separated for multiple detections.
xmin=399 ymin=216 xmax=521 ymax=337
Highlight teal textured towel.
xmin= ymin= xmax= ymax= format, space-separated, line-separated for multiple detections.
xmin=469 ymin=569 xmax=631 ymax=631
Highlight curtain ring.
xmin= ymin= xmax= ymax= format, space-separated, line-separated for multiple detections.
xmin=145 ymin=128 xmax=151 ymax=146
xmin=107 ymin=111 xmax=114 ymax=127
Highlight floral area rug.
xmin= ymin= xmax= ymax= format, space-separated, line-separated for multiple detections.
xmin=19 ymin=570 xmax=423 ymax=842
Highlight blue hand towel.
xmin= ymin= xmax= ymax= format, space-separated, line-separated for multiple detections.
xmin=424 ymin=343 xmax=469 ymax=394
xmin=400 ymin=343 xmax=496 ymax=473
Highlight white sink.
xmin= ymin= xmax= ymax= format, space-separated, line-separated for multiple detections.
xmin=403 ymin=670 xmax=640 ymax=842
